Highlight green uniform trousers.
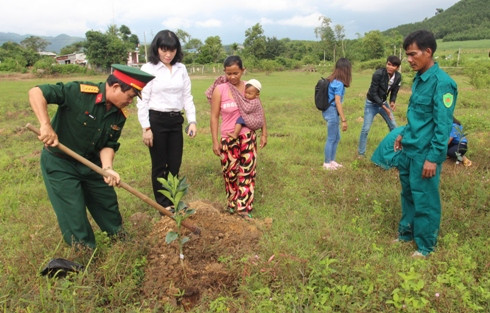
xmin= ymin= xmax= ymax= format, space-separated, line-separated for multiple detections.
xmin=40 ymin=149 xmax=122 ymax=248
xmin=397 ymin=151 xmax=441 ymax=255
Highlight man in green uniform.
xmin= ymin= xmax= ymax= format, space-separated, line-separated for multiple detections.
xmin=29 ymin=64 xmax=154 ymax=249
xmin=394 ymin=30 xmax=457 ymax=257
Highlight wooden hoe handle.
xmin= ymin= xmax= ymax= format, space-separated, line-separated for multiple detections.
xmin=25 ymin=123 xmax=201 ymax=235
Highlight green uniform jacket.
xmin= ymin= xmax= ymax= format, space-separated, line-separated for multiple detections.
xmin=38 ymin=82 xmax=127 ymax=160
xmin=401 ymin=63 xmax=457 ymax=163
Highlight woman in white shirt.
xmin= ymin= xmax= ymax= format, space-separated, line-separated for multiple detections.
xmin=137 ymin=30 xmax=197 ymax=210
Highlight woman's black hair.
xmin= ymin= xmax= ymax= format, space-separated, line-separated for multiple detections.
xmin=148 ymin=30 xmax=183 ymax=65
xmin=453 ymin=116 xmax=461 ymax=125
xmin=223 ymin=55 xmax=243 ymax=69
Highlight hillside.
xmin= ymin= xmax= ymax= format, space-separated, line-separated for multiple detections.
xmin=384 ymin=0 xmax=490 ymax=41
xmin=0 ymin=33 xmax=84 ymax=53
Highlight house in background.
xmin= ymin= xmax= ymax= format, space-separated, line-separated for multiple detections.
xmin=56 ymin=53 xmax=87 ymax=66
xmin=52 ymin=50 xmax=139 ymax=68
xmin=127 ymin=49 xmax=140 ymax=67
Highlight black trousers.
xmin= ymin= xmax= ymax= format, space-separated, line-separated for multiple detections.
xmin=447 ymin=142 xmax=467 ymax=159
xmin=149 ymin=110 xmax=184 ymax=207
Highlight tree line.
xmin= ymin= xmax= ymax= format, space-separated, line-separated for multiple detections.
xmin=0 ymin=18 xmax=406 ymax=74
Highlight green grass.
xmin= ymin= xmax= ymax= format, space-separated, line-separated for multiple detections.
xmin=0 ymin=65 xmax=488 ymax=312
xmin=435 ymin=39 xmax=490 ymax=63
xmin=437 ymin=39 xmax=490 ymax=51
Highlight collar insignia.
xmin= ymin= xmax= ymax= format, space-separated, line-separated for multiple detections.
xmin=95 ymin=93 xmax=103 ymax=103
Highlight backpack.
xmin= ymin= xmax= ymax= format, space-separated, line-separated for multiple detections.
xmin=314 ymin=77 xmax=334 ymax=111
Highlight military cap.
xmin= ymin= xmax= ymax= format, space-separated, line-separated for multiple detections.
xmin=111 ymin=64 xmax=155 ymax=98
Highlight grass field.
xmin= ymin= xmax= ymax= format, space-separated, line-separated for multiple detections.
xmin=0 ymin=66 xmax=488 ymax=312
xmin=435 ymin=39 xmax=490 ymax=62
xmin=437 ymin=39 xmax=490 ymax=51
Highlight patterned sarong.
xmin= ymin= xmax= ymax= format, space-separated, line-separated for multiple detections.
xmin=220 ymin=131 xmax=257 ymax=213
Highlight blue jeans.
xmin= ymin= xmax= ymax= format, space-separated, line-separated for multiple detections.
xmin=358 ymin=99 xmax=397 ymax=155
xmin=322 ymin=105 xmax=340 ymax=163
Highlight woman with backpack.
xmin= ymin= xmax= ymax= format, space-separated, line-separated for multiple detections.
xmin=322 ymin=58 xmax=352 ymax=170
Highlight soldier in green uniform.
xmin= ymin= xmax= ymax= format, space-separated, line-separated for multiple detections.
xmin=29 ymin=64 xmax=154 ymax=249
xmin=393 ymin=30 xmax=457 ymax=257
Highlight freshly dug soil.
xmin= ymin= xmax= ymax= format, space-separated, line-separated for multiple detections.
xmin=140 ymin=200 xmax=267 ymax=310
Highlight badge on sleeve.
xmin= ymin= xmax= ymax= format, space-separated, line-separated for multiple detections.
xmin=443 ymin=93 xmax=454 ymax=108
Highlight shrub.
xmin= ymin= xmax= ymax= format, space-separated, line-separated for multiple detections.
xmin=275 ymin=57 xmax=302 ymax=70
xmin=0 ymin=57 xmax=27 ymax=72
xmin=258 ymin=59 xmax=284 ymax=73
xmin=357 ymin=58 xmax=386 ymax=71
xmin=31 ymin=58 xmax=92 ymax=77
xmin=463 ymin=61 xmax=490 ymax=89
xmin=301 ymin=54 xmax=318 ymax=66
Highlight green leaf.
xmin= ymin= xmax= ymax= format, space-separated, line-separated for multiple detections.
xmin=177 ymin=202 xmax=187 ymax=212
xmin=178 ymin=176 xmax=188 ymax=189
xmin=180 ymin=236 xmax=190 ymax=245
xmin=157 ymin=177 xmax=172 ymax=191
xmin=158 ymin=190 xmax=173 ymax=201
xmin=174 ymin=191 xmax=185 ymax=206
xmin=185 ymin=209 xmax=195 ymax=216
xmin=165 ymin=231 xmax=178 ymax=244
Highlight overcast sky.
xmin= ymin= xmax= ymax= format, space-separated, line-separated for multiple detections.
xmin=2 ymin=0 xmax=460 ymax=44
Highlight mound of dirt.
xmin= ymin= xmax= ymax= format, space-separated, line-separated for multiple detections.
xmin=141 ymin=200 xmax=267 ymax=310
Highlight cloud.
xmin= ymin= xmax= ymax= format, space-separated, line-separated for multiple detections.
xmin=196 ymin=19 xmax=222 ymax=28
xmin=276 ymin=13 xmax=323 ymax=27
xmin=160 ymin=17 xmax=192 ymax=30
xmin=327 ymin=0 xmax=394 ymax=12
xmin=0 ymin=0 xmax=461 ymax=44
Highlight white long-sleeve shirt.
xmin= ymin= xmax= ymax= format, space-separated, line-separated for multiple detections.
xmin=137 ymin=61 xmax=196 ymax=129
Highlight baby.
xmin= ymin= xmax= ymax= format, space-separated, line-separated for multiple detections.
xmin=228 ymin=79 xmax=262 ymax=139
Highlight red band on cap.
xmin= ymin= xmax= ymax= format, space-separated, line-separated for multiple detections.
xmin=113 ymin=69 xmax=144 ymax=90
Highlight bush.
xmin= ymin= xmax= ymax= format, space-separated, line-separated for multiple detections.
xmin=463 ymin=61 xmax=490 ymax=89
xmin=31 ymin=58 xmax=92 ymax=77
xmin=301 ymin=54 xmax=318 ymax=66
xmin=275 ymin=57 xmax=302 ymax=70
xmin=258 ymin=59 xmax=284 ymax=73
xmin=357 ymin=58 xmax=386 ymax=71
xmin=0 ymin=57 xmax=27 ymax=72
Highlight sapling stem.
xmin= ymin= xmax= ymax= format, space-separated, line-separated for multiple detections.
xmin=158 ymin=173 xmax=195 ymax=278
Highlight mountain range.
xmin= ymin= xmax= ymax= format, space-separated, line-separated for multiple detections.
xmin=0 ymin=33 xmax=84 ymax=53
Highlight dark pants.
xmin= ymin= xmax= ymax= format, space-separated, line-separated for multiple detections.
xmin=149 ymin=110 xmax=184 ymax=207
xmin=447 ymin=142 xmax=467 ymax=159
xmin=41 ymin=150 xmax=122 ymax=248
